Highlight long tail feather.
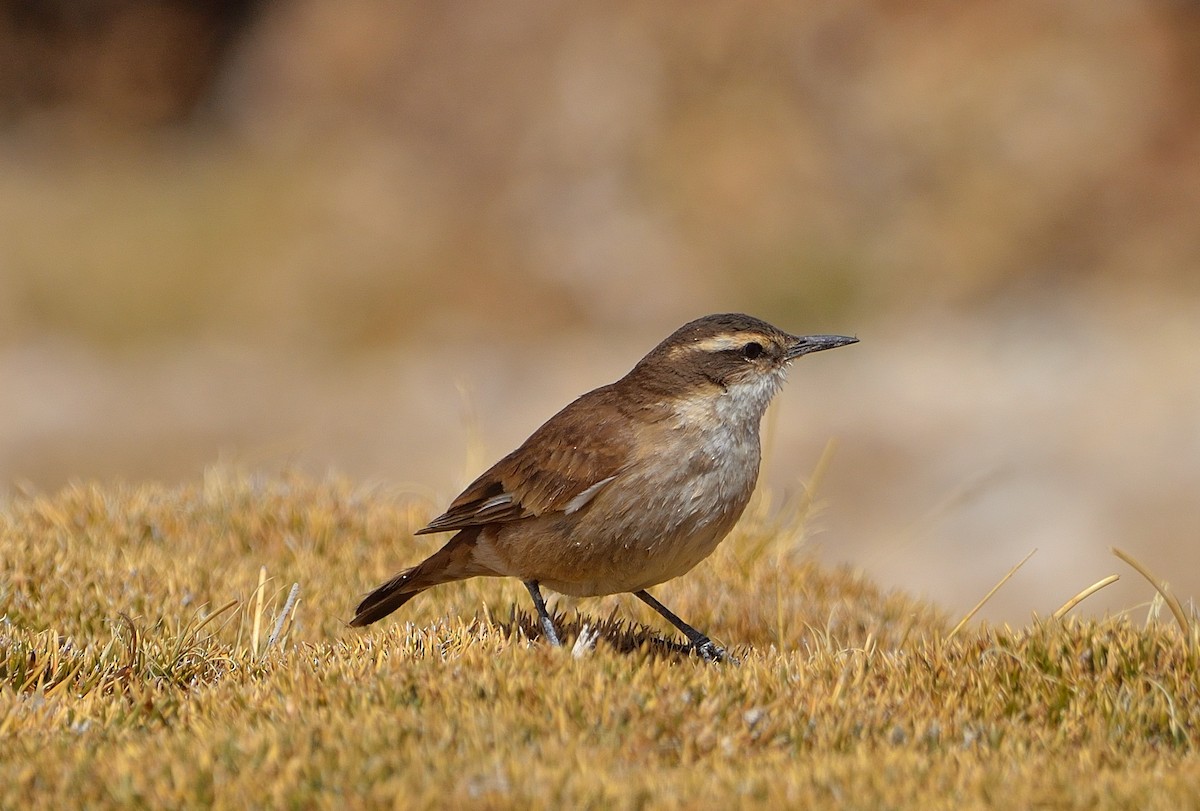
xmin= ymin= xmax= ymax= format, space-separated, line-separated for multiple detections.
xmin=351 ymin=569 xmax=424 ymax=626
xmin=350 ymin=527 xmax=486 ymax=627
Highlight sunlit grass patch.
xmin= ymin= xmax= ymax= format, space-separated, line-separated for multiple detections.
xmin=1 ymin=469 xmax=1197 ymax=808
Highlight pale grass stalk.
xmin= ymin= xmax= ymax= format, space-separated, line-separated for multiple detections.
xmin=894 ymin=613 xmax=920 ymax=650
xmin=1052 ymin=575 xmax=1120 ymax=620
xmin=17 ymin=656 xmax=48 ymax=693
xmin=798 ymin=436 xmax=838 ymax=522
xmin=266 ymin=583 xmax=301 ymax=653
xmin=1146 ymin=593 xmax=1167 ymax=630
xmin=44 ymin=661 xmax=86 ymax=699
xmin=1146 ymin=678 xmax=1187 ymax=747
xmin=829 ymin=659 xmax=852 ymax=705
xmin=193 ymin=600 xmax=239 ymax=637
xmin=169 ymin=600 xmax=238 ymax=671
xmin=116 ymin=613 xmax=142 ymax=675
xmin=251 ymin=566 xmax=268 ymax=656
xmin=792 ymin=453 xmax=829 ymax=544
xmin=1112 ymin=547 xmax=1191 ymax=635
xmin=946 ymin=548 xmax=1037 ymax=640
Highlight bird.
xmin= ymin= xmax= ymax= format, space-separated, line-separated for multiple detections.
xmin=350 ymin=313 xmax=857 ymax=661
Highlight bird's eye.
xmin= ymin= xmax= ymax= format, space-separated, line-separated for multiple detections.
xmin=742 ymin=341 xmax=763 ymax=360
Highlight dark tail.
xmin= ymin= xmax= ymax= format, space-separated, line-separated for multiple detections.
xmin=350 ymin=527 xmax=486 ymax=627
xmin=350 ymin=569 xmax=425 ymax=627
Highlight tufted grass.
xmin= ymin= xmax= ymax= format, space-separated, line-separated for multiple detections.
xmin=1 ymin=470 xmax=1197 ymax=809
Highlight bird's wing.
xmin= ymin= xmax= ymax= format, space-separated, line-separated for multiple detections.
xmin=416 ymin=388 xmax=647 ymax=534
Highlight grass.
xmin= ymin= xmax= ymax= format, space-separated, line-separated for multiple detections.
xmin=1 ymin=470 xmax=1197 ymax=809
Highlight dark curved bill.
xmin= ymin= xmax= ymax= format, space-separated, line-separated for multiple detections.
xmin=786 ymin=334 xmax=859 ymax=359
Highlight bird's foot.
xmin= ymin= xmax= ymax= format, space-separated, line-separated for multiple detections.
xmin=693 ymin=638 xmax=739 ymax=666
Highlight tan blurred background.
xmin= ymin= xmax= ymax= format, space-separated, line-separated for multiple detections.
xmin=2 ymin=0 xmax=1198 ymax=622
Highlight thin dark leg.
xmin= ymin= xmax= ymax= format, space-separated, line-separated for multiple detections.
xmin=634 ymin=590 xmax=731 ymax=663
xmin=523 ymin=580 xmax=562 ymax=646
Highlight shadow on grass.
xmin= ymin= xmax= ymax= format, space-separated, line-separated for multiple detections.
xmin=490 ymin=604 xmax=739 ymax=664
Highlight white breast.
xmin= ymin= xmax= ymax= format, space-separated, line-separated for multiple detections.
xmin=578 ymin=375 xmax=776 ymax=591
xmin=524 ymin=369 xmax=788 ymax=596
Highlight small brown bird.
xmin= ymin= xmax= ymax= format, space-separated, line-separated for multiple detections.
xmin=351 ymin=313 xmax=857 ymax=660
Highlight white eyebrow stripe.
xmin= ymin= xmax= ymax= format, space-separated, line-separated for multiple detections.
xmin=690 ymin=335 xmax=761 ymax=352
xmin=564 ymin=475 xmax=617 ymax=514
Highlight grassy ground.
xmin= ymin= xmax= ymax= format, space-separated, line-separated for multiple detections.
xmin=1 ymin=471 xmax=1196 ymax=808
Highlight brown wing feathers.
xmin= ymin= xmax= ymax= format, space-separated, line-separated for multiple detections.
xmin=352 ymin=388 xmax=639 ymax=627
xmin=417 ymin=388 xmax=634 ymax=534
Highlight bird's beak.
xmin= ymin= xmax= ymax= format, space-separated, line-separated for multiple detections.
xmin=786 ymin=334 xmax=859 ymax=359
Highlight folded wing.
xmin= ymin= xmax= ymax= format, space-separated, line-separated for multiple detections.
xmin=416 ymin=387 xmax=642 ymax=534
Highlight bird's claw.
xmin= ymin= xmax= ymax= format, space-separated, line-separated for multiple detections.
xmin=694 ymin=639 xmax=739 ymax=666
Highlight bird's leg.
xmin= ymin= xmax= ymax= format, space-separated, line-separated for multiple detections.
xmin=634 ymin=590 xmax=733 ymax=663
xmin=523 ymin=580 xmax=562 ymax=646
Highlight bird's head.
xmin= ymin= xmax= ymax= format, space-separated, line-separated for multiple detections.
xmin=626 ymin=313 xmax=858 ymax=423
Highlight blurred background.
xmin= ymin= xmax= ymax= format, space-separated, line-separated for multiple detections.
xmin=2 ymin=0 xmax=1198 ymax=622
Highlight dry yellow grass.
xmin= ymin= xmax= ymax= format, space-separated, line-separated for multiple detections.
xmin=1 ymin=471 xmax=1197 ymax=808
